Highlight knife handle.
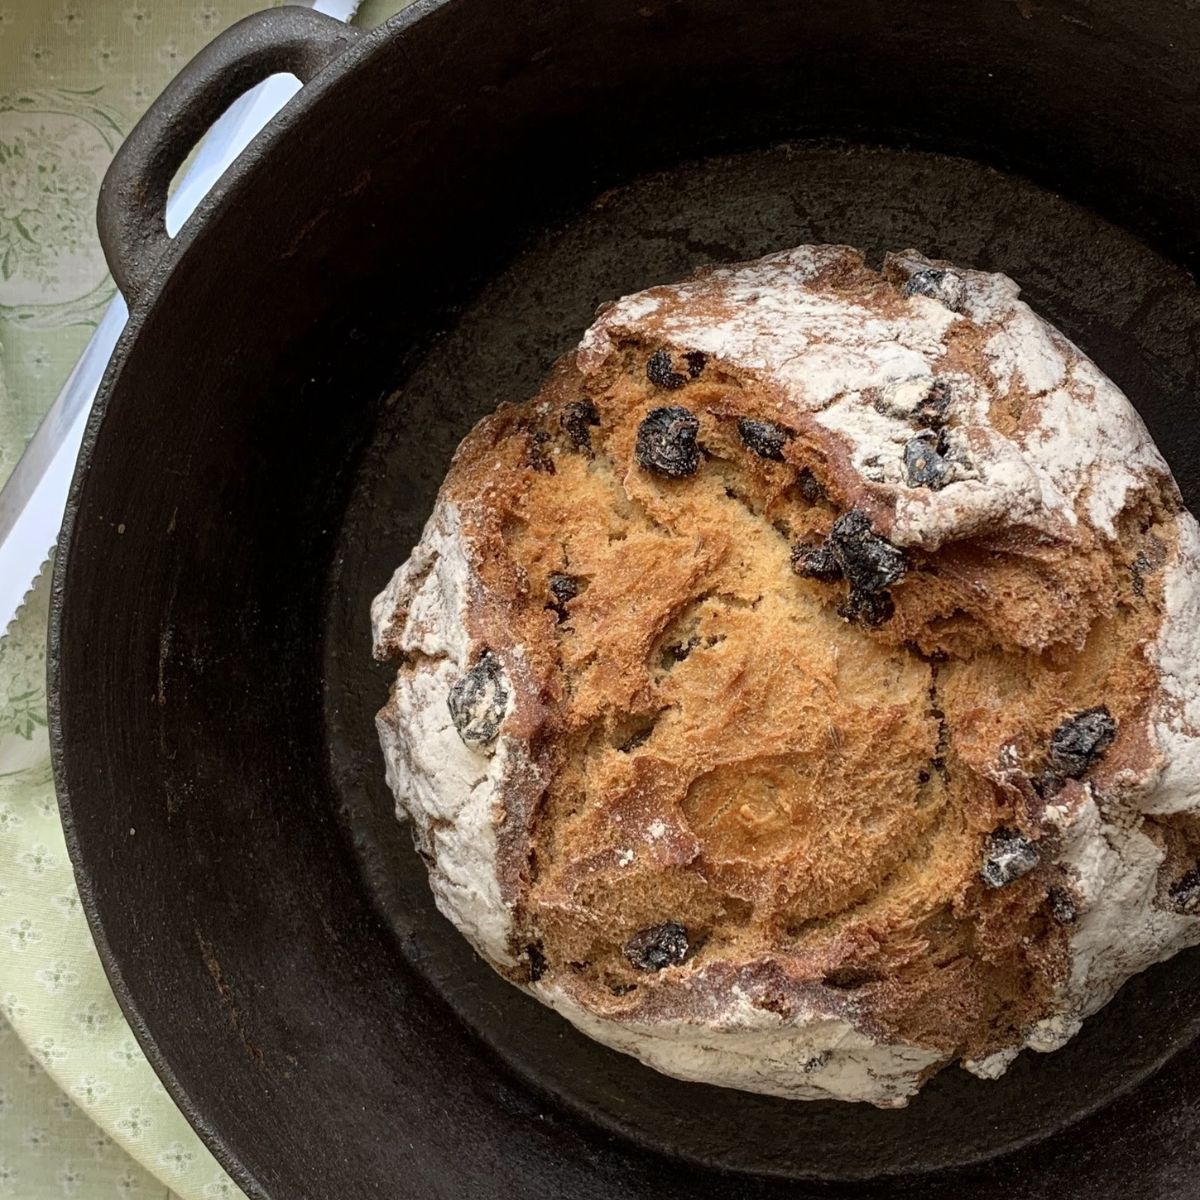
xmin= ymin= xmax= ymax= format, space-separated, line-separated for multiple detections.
xmin=97 ymin=6 xmax=361 ymax=306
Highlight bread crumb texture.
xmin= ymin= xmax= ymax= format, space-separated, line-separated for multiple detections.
xmin=373 ymin=246 xmax=1200 ymax=1105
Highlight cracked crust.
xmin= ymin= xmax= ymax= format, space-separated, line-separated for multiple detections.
xmin=373 ymin=245 xmax=1200 ymax=1105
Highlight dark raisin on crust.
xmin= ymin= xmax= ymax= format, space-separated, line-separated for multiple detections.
xmin=737 ymin=417 xmax=790 ymax=462
xmin=796 ymin=467 xmax=826 ymax=503
xmin=902 ymin=268 xmax=948 ymax=299
xmin=1032 ymin=769 xmax=1066 ymax=800
xmin=526 ymin=942 xmax=547 ymax=982
xmin=838 ymin=588 xmax=895 ymax=627
xmin=624 ymin=921 xmax=690 ymax=971
xmin=902 ymin=267 xmax=965 ymax=311
xmin=1047 ymin=887 xmax=1078 ymax=924
xmin=1130 ymin=546 xmax=1165 ymax=598
xmin=526 ymin=428 xmax=556 ymax=473
xmin=793 ymin=511 xmax=904 ymax=625
xmin=447 ymin=652 xmax=508 ymax=748
xmin=828 ymin=510 xmax=907 ymax=594
xmin=874 ymin=375 xmax=954 ymax=426
xmin=904 ymin=433 xmax=950 ymax=490
xmin=1130 ymin=537 xmax=1166 ymax=599
xmin=646 ymin=349 xmax=688 ymax=390
xmin=684 ymin=350 xmax=708 ymax=378
xmin=980 ymin=827 xmax=1041 ymax=889
xmin=561 ymin=399 xmax=600 ymax=451
xmin=791 ymin=543 xmax=843 ymax=581
xmin=1131 ymin=555 xmax=1147 ymax=597
xmin=550 ymin=573 xmax=579 ymax=605
xmin=1048 ymin=707 xmax=1117 ymax=778
xmin=915 ymin=377 xmax=954 ymax=426
xmin=635 ymin=406 xmax=701 ymax=477
xmin=547 ymin=573 xmax=580 ymax=623
xmin=1168 ymin=865 xmax=1200 ymax=914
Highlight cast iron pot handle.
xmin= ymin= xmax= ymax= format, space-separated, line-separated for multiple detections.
xmin=97 ymin=5 xmax=360 ymax=305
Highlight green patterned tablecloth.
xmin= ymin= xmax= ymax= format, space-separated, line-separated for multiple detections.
xmin=0 ymin=2 xmax=406 ymax=1195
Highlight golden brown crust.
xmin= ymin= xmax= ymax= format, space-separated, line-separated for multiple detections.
xmin=429 ymin=332 xmax=1170 ymax=1068
xmin=374 ymin=247 xmax=1193 ymax=1101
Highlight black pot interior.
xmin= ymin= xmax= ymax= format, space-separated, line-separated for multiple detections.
xmin=53 ymin=2 xmax=1200 ymax=1197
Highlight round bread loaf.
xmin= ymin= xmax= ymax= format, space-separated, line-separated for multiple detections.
xmin=371 ymin=245 xmax=1200 ymax=1106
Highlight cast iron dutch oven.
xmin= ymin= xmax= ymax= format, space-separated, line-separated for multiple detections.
xmin=49 ymin=1 xmax=1200 ymax=1196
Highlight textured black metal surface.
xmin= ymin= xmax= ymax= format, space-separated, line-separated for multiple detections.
xmin=50 ymin=1 xmax=1200 ymax=1197
xmin=97 ymin=6 xmax=359 ymax=302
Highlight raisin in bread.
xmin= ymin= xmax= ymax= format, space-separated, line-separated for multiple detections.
xmin=371 ymin=245 xmax=1200 ymax=1106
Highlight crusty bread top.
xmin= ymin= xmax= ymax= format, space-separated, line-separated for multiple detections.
xmin=373 ymin=246 xmax=1200 ymax=1103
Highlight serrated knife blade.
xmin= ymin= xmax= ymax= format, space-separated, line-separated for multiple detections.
xmin=0 ymin=0 xmax=362 ymax=641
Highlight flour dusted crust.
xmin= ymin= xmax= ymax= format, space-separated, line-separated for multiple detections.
xmin=372 ymin=245 xmax=1200 ymax=1106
